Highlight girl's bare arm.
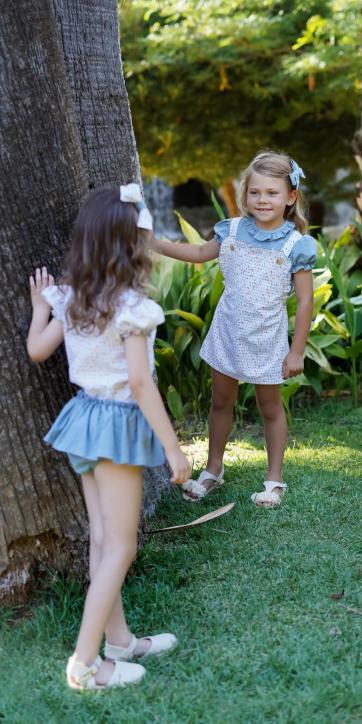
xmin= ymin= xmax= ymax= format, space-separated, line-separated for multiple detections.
xmin=125 ymin=334 xmax=191 ymax=484
xmin=27 ymin=267 xmax=64 ymax=362
xmin=282 ymin=270 xmax=313 ymax=378
xmin=151 ymin=234 xmax=219 ymax=263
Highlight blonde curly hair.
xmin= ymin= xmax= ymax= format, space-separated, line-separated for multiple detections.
xmin=236 ymin=150 xmax=309 ymax=234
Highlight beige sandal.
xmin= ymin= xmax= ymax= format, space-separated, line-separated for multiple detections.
xmin=181 ymin=467 xmax=224 ymax=502
xmin=251 ymin=481 xmax=287 ymax=508
xmin=104 ymin=633 xmax=177 ymax=662
xmin=66 ymin=653 xmax=145 ymax=690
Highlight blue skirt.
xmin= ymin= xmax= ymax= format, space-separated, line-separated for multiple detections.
xmin=44 ymin=390 xmax=165 ymax=474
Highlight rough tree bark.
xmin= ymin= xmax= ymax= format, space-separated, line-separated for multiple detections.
xmin=54 ymin=0 xmax=140 ymax=187
xmin=0 ymin=0 xmax=89 ymax=603
xmin=0 ymin=0 xmax=170 ymax=604
xmin=55 ymin=0 xmax=171 ymax=518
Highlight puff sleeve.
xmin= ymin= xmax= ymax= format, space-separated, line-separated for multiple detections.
xmin=214 ymin=219 xmax=232 ymax=245
xmin=291 ymin=235 xmax=317 ymax=274
xmin=115 ymin=293 xmax=165 ymax=339
xmin=41 ymin=285 xmax=67 ymax=321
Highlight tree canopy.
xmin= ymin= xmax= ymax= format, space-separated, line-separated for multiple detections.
xmin=120 ymin=0 xmax=361 ymax=189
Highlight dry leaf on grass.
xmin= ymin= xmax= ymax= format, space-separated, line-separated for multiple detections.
xmin=150 ymin=502 xmax=235 ymax=533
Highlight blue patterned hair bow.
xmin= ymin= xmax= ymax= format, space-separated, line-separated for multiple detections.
xmin=120 ymin=183 xmax=153 ymax=230
xmin=289 ymin=159 xmax=305 ymax=189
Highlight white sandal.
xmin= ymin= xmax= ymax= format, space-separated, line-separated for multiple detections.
xmin=181 ymin=467 xmax=224 ymax=502
xmin=104 ymin=633 xmax=177 ymax=662
xmin=66 ymin=653 xmax=145 ymax=690
xmin=251 ymin=481 xmax=287 ymax=508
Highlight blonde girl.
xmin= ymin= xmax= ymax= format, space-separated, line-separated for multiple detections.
xmin=152 ymin=151 xmax=316 ymax=507
xmin=27 ymin=185 xmax=191 ymax=690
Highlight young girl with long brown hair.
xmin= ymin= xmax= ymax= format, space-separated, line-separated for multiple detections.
xmin=152 ymin=151 xmax=316 ymax=507
xmin=27 ymin=184 xmax=191 ymax=690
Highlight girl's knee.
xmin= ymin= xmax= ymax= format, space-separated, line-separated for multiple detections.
xmin=259 ymin=398 xmax=284 ymax=421
xmin=89 ymin=525 xmax=103 ymax=552
xmin=211 ymin=390 xmax=237 ymax=412
xmin=211 ymin=373 xmax=238 ymax=411
xmin=103 ymin=536 xmax=137 ymax=566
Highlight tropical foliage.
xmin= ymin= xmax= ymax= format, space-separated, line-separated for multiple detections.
xmin=151 ymin=211 xmax=362 ymax=420
xmin=317 ymin=225 xmax=362 ymax=406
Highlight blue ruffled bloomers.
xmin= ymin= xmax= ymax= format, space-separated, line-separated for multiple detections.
xmin=44 ymin=390 xmax=165 ymax=475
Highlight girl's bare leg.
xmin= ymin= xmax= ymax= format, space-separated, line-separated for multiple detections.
xmin=255 ymin=384 xmax=287 ymax=494
xmin=74 ymin=461 xmax=142 ymax=683
xmin=81 ymin=471 xmax=152 ymax=657
xmin=81 ymin=473 xmax=130 ymax=639
xmin=187 ymin=369 xmax=238 ymax=499
xmin=207 ymin=369 xmax=239 ymax=474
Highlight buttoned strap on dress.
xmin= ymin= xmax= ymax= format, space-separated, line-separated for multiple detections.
xmin=199 ymin=217 xmax=302 ymax=385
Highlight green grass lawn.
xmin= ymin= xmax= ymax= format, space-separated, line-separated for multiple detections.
xmin=1 ymin=400 xmax=361 ymax=724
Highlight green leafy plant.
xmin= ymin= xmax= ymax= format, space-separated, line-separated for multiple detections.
xmin=152 ymin=252 xmax=223 ymax=419
xmin=318 ymin=230 xmax=362 ymax=406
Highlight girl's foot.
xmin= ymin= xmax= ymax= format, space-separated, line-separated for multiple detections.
xmin=251 ymin=481 xmax=287 ymax=508
xmin=181 ymin=467 xmax=224 ymax=502
xmin=66 ymin=654 xmax=145 ymax=690
xmin=105 ymin=633 xmax=177 ymax=662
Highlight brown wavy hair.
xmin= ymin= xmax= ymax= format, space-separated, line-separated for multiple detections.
xmin=62 ymin=186 xmax=152 ymax=332
xmin=236 ymin=150 xmax=309 ymax=234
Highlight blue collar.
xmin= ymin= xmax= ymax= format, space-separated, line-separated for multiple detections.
xmin=244 ymin=216 xmax=295 ymax=241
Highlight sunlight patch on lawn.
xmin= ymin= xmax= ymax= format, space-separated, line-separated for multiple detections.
xmin=181 ymin=437 xmax=362 ymax=475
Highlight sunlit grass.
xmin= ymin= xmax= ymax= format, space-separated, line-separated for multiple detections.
xmin=1 ymin=400 xmax=361 ymax=723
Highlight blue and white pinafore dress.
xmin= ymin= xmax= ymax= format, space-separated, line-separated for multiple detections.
xmin=200 ymin=217 xmax=302 ymax=385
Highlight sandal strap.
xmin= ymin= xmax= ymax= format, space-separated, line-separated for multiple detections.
xmin=182 ymin=467 xmax=224 ymax=498
xmin=263 ymin=480 xmax=287 ymax=494
xmin=198 ymin=467 xmax=224 ymax=485
xmin=67 ymin=654 xmax=100 ymax=689
xmin=104 ymin=634 xmax=137 ymax=661
xmin=107 ymin=660 xmax=145 ymax=687
xmin=136 ymin=632 xmax=178 ymax=661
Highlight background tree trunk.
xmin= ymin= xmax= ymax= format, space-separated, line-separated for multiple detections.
xmin=218 ymin=179 xmax=239 ymax=217
xmin=54 ymin=0 xmax=140 ymax=187
xmin=0 ymin=0 xmax=170 ymax=604
xmin=352 ymin=128 xmax=362 ymax=224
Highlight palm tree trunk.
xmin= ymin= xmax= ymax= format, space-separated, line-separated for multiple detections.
xmin=0 ymin=0 xmax=90 ymax=602
xmin=0 ymin=0 xmax=170 ymax=603
xmin=55 ymin=0 xmax=172 ymax=516
xmin=54 ymin=0 xmax=140 ymax=187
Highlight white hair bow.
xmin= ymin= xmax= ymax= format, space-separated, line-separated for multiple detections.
xmin=120 ymin=183 xmax=153 ymax=230
xmin=289 ymin=159 xmax=305 ymax=189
